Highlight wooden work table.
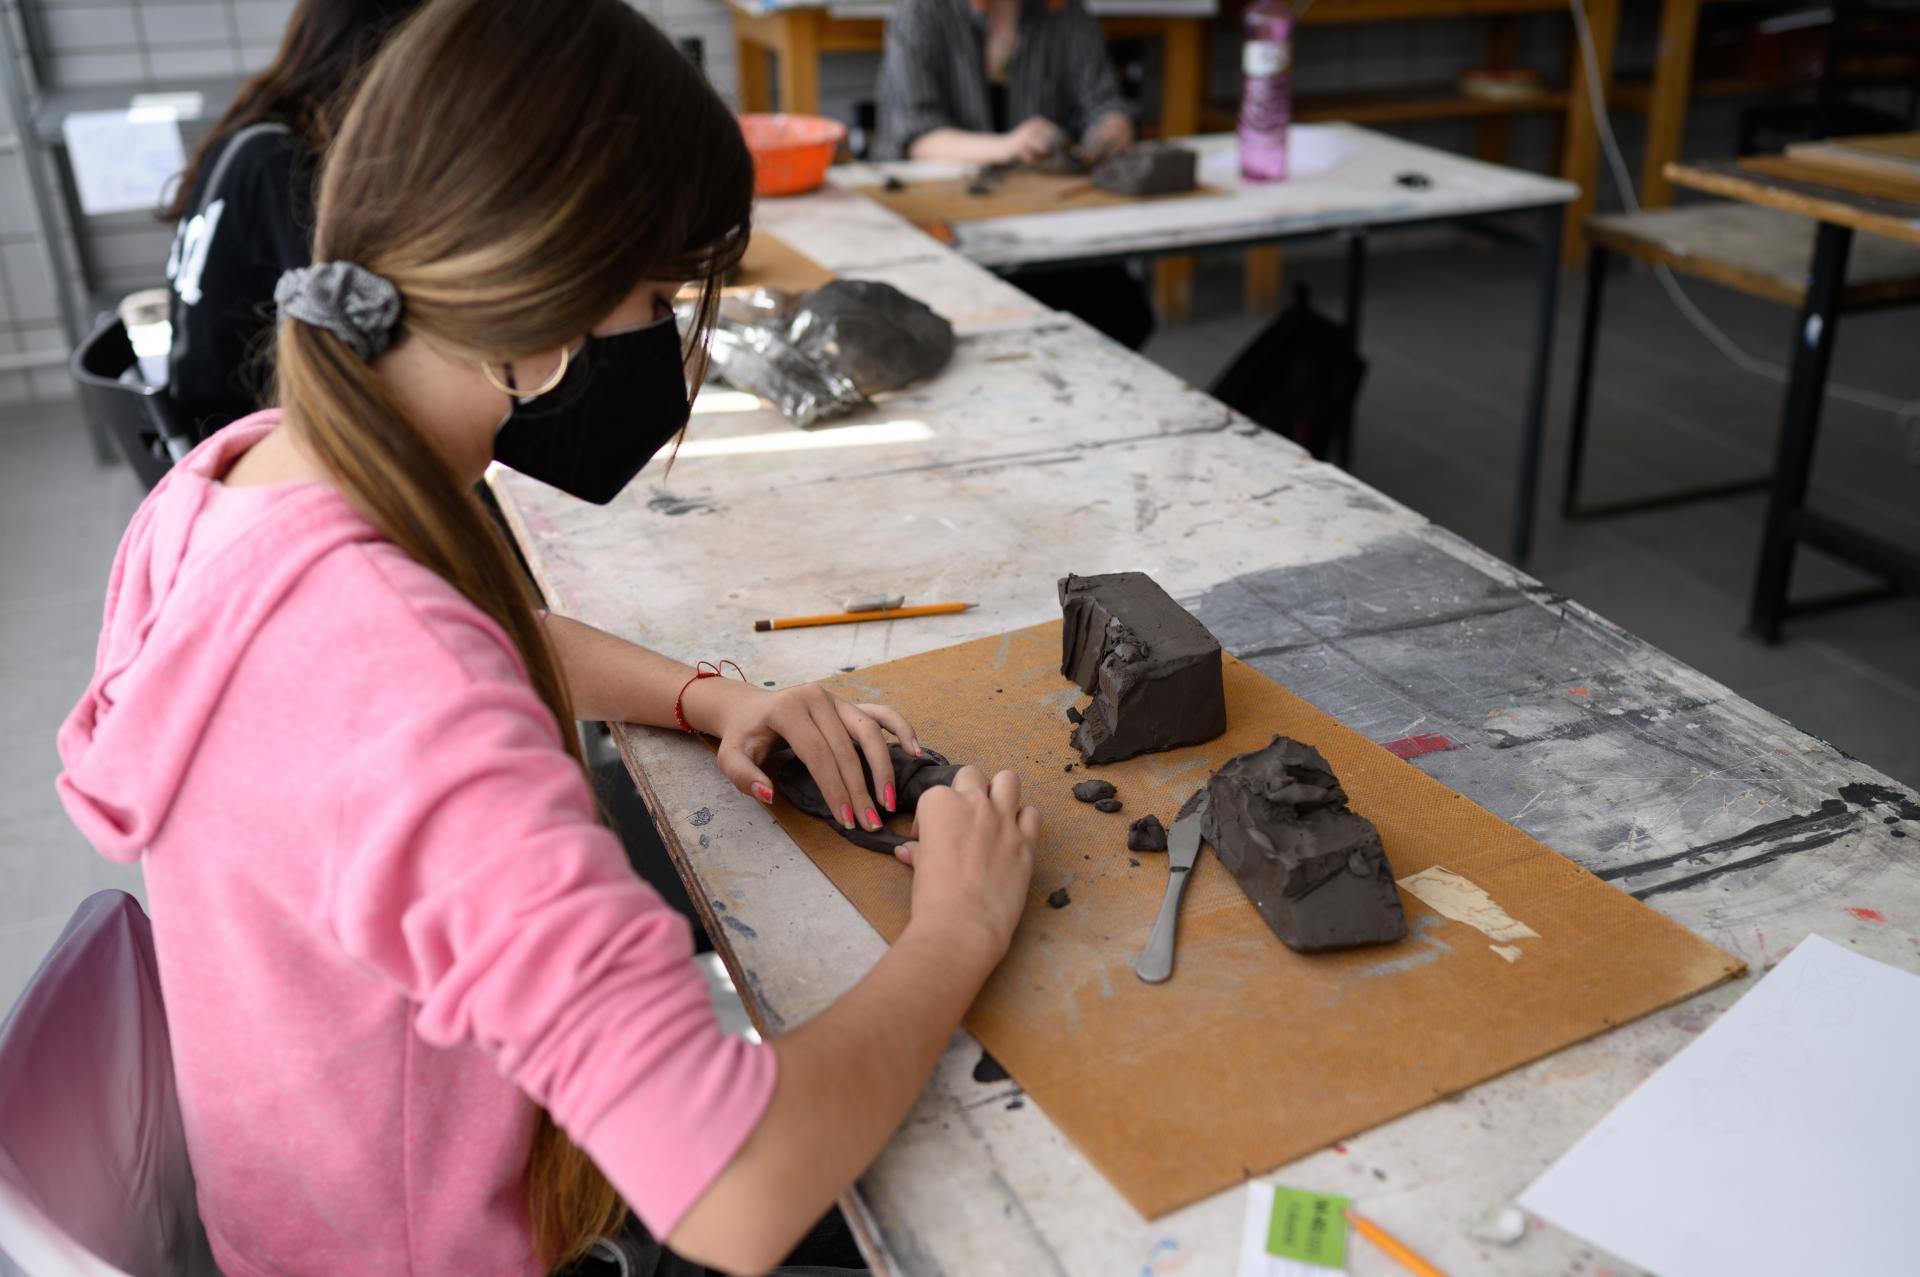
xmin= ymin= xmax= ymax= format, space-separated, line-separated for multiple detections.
xmin=489 ymin=184 xmax=1920 ymax=1275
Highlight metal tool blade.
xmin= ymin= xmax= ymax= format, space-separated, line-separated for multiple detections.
xmin=1136 ymin=791 xmax=1208 ymax=984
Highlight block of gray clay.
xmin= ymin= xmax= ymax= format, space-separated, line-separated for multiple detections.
xmin=1091 ymin=143 xmax=1197 ymax=197
xmin=1127 ymin=814 xmax=1168 ymax=852
xmin=772 ymin=743 xmax=962 ymax=853
xmin=1093 ymin=798 xmax=1122 ymax=813
xmin=1203 ymin=735 xmax=1408 ymax=953
xmin=1059 ymin=572 xmax=1227 ymax=764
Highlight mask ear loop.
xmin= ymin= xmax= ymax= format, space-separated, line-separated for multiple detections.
xmin=482 ymin=346 xmax=571 ymax=399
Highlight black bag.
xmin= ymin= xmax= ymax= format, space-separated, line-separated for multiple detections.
xmin=1209 ymin=283 xmax=1366 ymax=463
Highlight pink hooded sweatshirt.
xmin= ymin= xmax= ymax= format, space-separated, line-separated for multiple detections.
xmin=55 ymin=414 xmax=776 ymax=1277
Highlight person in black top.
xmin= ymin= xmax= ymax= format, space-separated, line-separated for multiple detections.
xmin=162 ymin=0 xmax=423 ymax=438
xmin=873 ymin=0 xmax=1155 ymax=349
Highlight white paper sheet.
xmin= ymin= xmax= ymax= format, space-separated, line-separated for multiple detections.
xmin=61 ymin=109 xmax=186 ymax=216
xmin=1521 ymin=935 xmax=1920 ymax=1277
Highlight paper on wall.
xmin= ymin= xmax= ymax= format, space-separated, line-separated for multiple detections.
xmin=61 ymin=109 xmax=186 ymax=216
xmin=1521 ymin=934 xmax=1920 ymax=1277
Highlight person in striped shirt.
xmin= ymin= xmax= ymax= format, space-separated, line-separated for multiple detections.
xmin=874 ymin=0 xmax=1156 ymax=348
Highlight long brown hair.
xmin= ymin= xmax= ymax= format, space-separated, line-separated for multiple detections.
xmin=161 ymin=0 xmax=423 ymax=221
xmin=273 ymin=0 xmax=752 ymax=1267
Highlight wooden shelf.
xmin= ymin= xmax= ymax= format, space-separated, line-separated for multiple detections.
xmin=1200 ymin=86 xmax=1569 ymax=132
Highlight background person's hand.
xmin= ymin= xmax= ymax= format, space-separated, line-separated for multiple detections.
xmin=1080 ymin=111 xmax=1134 ymax=163
xmin=897 ymin=766 xmax=1039 ymax=963
xmin=689 ymin=678 xmax=920 ymax=834
xmin=1003 ymin=115 xmax=1065 ymax=165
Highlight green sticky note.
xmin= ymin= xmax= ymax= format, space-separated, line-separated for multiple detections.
xmin=1265 ymin=1185 xmax=1350 ymax=1268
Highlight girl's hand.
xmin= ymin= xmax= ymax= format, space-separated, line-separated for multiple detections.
xmin=897 ymin=767 xmax=1038 ymax=963
xmin=684 ymin=678 xmax=920 ymax=834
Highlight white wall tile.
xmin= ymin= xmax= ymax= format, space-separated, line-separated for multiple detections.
xmin=237 ymin=39 xmax=274 ymax=71
xmin=145 ymin=43 xmax=239 ymax=78
xmin=232 ymin=0 xmax=294 ymax=43
xmin=39 ymin=4 xmax=139 ymax=53
xmin=0 ymin=153 xmax=38 ymax=234
xmin=48 ymin=49 xmax=145 ymax=85
xmin=2 ymin=240 xmax=59 ymax=321
xmin=137 ymin=2 xmax=235 ymax=48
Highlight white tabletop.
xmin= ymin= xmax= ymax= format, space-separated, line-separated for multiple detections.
xmin=833 ymin=125 xmax=1579 ymax=270
xmin=489 ymin=184 xmax=1919 ymax=1276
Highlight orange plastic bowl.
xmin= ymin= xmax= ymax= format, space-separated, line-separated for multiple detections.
xmin=739 ymin=113 xmax=846 ymax=198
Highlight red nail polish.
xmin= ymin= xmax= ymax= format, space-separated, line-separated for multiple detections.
xmin=884 ymin=783 xmax=897 ymax=812
xmin=865 ymin=808 xmax=880 ymax=828
xmin=753 ymin=782 xmax=772 ymax=803
xmin=841 ymin=804 xmax=855 ymax=827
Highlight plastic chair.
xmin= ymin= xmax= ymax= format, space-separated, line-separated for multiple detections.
xmin=68 ymin=317 xmax=196 ymax=492
xmin=0 ymin=893 xmax=216 ymax=1277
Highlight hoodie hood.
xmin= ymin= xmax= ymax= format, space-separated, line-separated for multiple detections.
xmin=57 ymin=412 xmax=382 ymax=862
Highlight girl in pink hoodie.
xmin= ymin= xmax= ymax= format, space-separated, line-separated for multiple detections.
xmin=57 ymin=2 xmax=1038 ymax=1275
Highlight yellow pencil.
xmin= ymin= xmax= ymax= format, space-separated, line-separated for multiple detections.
xmin=1344 ymin=1209 xmax=1449 ymax=1277
xmin=753 ymin=602 xmax=976 ymax=632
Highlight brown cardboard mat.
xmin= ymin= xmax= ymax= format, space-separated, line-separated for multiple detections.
xmin=726 ymin=231 xmax=835 ymax=295
xmin=860 ymin=168 xmax=1223 ymax=227
xmin=772 ymin=622 xmax=1745 ymax=1218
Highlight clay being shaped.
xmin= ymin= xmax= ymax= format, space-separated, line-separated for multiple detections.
xmin=771 ymin=743 xmax=963 ymax=853
xmin=1090 ymin=143 xmax=1198 ymax=197
xmin=1203 ymin=736 xmax=1408 ymax=952
xmin=1059 ymin=572 xmax=1227 ymax=764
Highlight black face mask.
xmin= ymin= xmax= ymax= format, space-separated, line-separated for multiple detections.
xmin=490 ymin=315 xmax=690 ymax=505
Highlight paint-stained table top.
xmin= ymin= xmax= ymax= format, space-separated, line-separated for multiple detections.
xmin=488 ymin=186 xmax=1920 ymax=1277
xmin=831 ymin=125 xmax=1578 ymax=270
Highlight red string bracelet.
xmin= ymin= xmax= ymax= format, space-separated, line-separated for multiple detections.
xmin=674 ymin=659 xmax=749 ymax=735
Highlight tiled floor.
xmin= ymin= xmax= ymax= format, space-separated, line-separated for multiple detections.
xmin=4 ymin=231 xmax=1918 ymax=1014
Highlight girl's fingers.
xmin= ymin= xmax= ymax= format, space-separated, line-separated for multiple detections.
xmin=715 ymin=740 xmax=776 ymax=805
xmin=988 ymin=768 xmax=1023 ymax=819
xmin=894 ymin=842 xmax=916 ymax=866
xmin=948 ymin=764 xmax=987 ymax=797
xmin=1018 ymin=804 xmax=1042 ymax=843
xmin=838 ymin=701 xmax=899 ymax=814
xmin=784 ymin=718 xmax=856 ymax=830
xmin=854 ymin=702 xmax=921 ymax=756
xmin=806 ymin=694 xmax=881 ymax=831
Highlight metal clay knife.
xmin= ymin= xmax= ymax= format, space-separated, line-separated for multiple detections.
xmin=1136 ymin=790 xmax=1208 ymax=984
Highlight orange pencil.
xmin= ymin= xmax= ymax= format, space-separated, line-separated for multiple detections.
xmin=1344 ymin=1209 xmax=1449 ymax=1277
xmin=753 ymin=602 xmax=976 ymax=632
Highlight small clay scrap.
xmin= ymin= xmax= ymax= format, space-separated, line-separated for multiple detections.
xmin=1060 ymin=572 xmax=1227 ymax=764
xmin=1204 ymin=736 xmax=1408 ymax=953
xmin=771 ymin=743 xmax=963 ymax=853
xmin=1072 ymin=779 xmax=1117 ymax=803
xmin=1091 ymin=143 xmax=1198 ymax=197
xmin=1127 ymin=814 xmax=1168 ymax=852
xmin=972 ymin=1049 xmax=1009 ymax=1083
xmin=1093 ymin=798 xmax=1122 ymax=814
xmin=1047 ymin=887 xmax=1072 ymax=909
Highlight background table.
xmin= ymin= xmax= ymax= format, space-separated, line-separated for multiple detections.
xmin=838 ymin=124 xmax=1576 ymax=565
xmin=490 ymin=184 xmax=1920 ymax=1276
xmin=1665 ymin=149 xmax=1920 ymax=641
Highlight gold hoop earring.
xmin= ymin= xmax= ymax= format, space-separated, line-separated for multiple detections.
xmin=481 ymin=346 xmax=571 ymax=399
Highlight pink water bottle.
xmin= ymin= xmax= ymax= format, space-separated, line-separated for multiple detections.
xmin=1238 ymin=0 xmax=1292 ymax=182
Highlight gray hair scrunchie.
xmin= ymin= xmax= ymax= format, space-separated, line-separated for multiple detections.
xmin=274 ymin=261 xmax=402 ymax=361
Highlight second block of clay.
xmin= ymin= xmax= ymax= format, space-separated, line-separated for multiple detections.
xmin=1204 ymin=735 xmax=1409 ymax=953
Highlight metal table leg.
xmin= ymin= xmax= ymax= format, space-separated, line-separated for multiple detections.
xmin=1747 ymin=219 xmax=1853 ymax=642
xmin=1335 ymin=230 xmax=1367 ymax=470
xmin=1511 ymin=202 xmax=1565 ymax=566
xmin=1562 ymin=245 xmax=1610 ymax=516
